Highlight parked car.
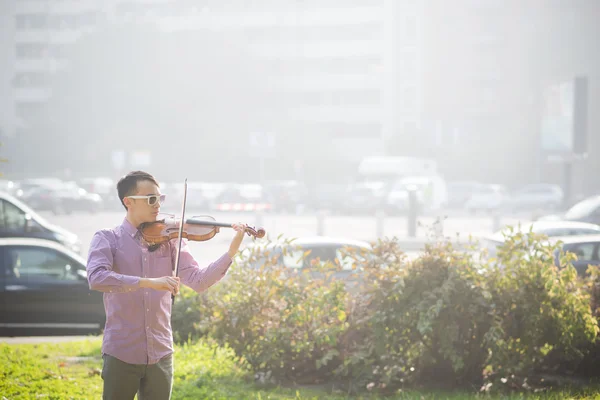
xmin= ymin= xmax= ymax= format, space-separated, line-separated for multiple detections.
xmin=344 ymin=181 xmax=389 ymax=215
xmin=14 ymin=178 xmax=64 ymax=199
xmin=480 ymin=220 xmax=600 ymax=258
xmin=0 ymin=179 xmax=16 ymax=195
xmin=264 ymin=180 xmax=308 ymax=214
xmin=20 ymin=182 xmax=103 ymax=215
xmin=0 ymin=191 xmax=81 ymax=254
xmin=446 ymin=181 xmax=484 ymax=209
xmin=552 ymin=234 xmax=600 ymax=276
xmin=307 ymin=183 xmax=349 ymax=214
xmin=213 ymin=183 xmax=273 ymax=212
xmin=465 ymin=184 xmax=509 ymax=213
xmin=0 ymin=237 xmax=105 ymax=336
xmin=507 ymin=184 xmax=564 ymax=212
xmin=248 ymin=236 xmax=373 ymax=280
xmin=385 ymin=181 xmax=424 ymax=215
xmin=540 ymin=195 xmax=600 ymax=225
xmin=79 ymin=177 xmax=121 ymax=210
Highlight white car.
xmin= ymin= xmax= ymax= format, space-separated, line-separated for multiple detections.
xmin=247 ymin=236 xmax=372 ymax=272
xmin=507 ymin=184 xmax=564 ymax=212
xmin=479 ymin=220 xmax=600 ymax=257
xmin=465 ymin=184 xmax=509 ymax=213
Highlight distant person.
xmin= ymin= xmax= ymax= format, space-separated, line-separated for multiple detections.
xmin=86 ymin=170 xmax=248 ymax=400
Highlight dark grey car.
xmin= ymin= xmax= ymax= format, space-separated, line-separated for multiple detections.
xmin=0 ymin=238 xmax=105 ymax=336
xmin=0 ymin=191 xmax=82 ymax=254
xmin=553 ymin=234 xmax=600 ymax=276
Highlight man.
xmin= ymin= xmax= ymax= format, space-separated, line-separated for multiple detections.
xmin=87 ymin=171 xmax=247 ymax=399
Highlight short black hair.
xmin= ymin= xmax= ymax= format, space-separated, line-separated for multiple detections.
xmin=117 ymin=171 xmax=159 ymax=210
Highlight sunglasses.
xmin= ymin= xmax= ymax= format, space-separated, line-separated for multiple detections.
xmin=126 ymin=194 xmax=166 ymax=206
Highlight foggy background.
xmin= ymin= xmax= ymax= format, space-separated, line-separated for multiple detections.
xmin=0 ymin=0 xmax=599 ymax=200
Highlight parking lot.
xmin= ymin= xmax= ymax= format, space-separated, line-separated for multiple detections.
xmin=39 ymin=210 xmax=531 ymax=265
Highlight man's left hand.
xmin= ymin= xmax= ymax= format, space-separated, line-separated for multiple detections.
xmin=228 ymin=223 xmax=248 ymax=258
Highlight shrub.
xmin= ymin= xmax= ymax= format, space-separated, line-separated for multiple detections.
xmin=172 ymin=233 xmax=599 ymax=393
xmin=338 ymin=238 xmax=493 ymax=392
xmin=482 ymin=230 xmax=598 ymax=389
xmin=183 ymin=239 xmax=351 ymax=384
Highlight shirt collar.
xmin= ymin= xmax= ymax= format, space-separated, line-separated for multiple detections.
xmin=121 ymin=218 xmax=138 ymax=238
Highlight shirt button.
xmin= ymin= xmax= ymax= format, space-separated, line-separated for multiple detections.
xmin=147 ymin=308 xmax=150 ymax=312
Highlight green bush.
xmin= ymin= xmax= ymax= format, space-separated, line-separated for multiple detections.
xmin=566 ymin=264 xmax=600 ymax=378
xmin=483 ymin=230 xmax=598 ymax=388
xmin=172 ymin=233 xmax=599 ymax=394
xmin=338 ymin=239 xmax=493 ymax=392
xmin=177 ymin=239 xmax=351 ymax=384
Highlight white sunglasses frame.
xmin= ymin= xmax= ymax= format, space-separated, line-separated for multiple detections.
xmin=126 ymin=194 xmax=166 ymax=206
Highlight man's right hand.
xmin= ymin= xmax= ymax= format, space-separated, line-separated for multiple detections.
xmin=139 ymin=276 xmax=180 ymax=295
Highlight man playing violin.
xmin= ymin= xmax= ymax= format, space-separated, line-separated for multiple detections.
xmin=86 ymin=170 xmax=248 ymax=400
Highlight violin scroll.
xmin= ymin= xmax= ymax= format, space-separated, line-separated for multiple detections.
xmin=245 ymin=225 xmax=266 ymax=239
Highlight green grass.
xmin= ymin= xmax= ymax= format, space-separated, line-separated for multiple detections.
xmin=2 ymin=337 xmax=600 ymax=399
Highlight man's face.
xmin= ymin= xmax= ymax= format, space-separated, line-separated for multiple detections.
xmin=124 ymin=180 xmax=162 ymax=223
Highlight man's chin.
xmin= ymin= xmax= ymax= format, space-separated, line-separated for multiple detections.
xmin=143 ymin=213 xmax=160 ymax=223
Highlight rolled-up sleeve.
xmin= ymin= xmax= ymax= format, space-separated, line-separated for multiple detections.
xmin=172 ymin=239 xmax=232 ymax=293
xmin=86 ymin=230 xmax=140 ymax=293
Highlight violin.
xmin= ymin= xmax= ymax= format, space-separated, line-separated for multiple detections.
xmin=139 ymin=215 xmax=266 ymax=246
xmin=161 ymin=178 xmax=266 ymax=304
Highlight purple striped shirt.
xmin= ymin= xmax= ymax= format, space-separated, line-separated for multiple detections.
xmin=86 ymin=218 xmax=232 ymax=365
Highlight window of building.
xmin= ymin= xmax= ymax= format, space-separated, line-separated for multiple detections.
xmin=398 ymin=53 xmax=417 ymax=79
xmin=16 ymin=102 xmax=44 ymax=120
xmin=400 ymin=86 xmax=418 ymax=109
xmin=400 ymin=16 xmax=418 ymax=45
xmin=13 ymin=72 xmax=48 ymax=88
xmin=15 ymin=14 xmax=47 ymax=30
xmin=15 ymin=43 xmax=48 ymax=59
xmin=328 ymin=122 xmax=382 ymax=139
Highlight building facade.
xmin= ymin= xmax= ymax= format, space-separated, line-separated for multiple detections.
xmin=1 ymin=0 xmax=598 ymax=194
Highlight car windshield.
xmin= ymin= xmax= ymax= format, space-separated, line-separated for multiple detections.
xmin=2 ymin=193 xmax=50 ymax=226
xmin=565 ymin=197 xmax=600 ymax=220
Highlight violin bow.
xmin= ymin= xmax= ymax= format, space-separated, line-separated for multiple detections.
xmin=172 ymin=178 xmax=188 ymax=304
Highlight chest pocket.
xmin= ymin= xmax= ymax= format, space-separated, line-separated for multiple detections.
xmin=113 ymin=248 xmax=139 ymax=275
xmin=150 ymin=243 xmax=173 ymax=277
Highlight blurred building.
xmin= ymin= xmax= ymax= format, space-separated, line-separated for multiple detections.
xmin=5 ymin=0 xmax=99 ymax=134
xmin=0 ymin=1 xmax=17 ymax=138
xmin=0 ymin=0 xmax=423 ymax=183
xmin=420 ymin=0 xmax=600 ymax=196
xmin=1 ymin=0 xmax=598 ymax=195
xmin=153 ymin=0 xmax=424 ymax=181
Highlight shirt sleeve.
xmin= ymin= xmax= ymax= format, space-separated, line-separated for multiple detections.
xmin=171 ymin=238 xmax=232 ymax=293
xmin=86 ymin=230 xmax=140 ymax=293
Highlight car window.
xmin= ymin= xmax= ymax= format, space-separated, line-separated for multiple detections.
xmin=0 ymin=200 xmax=27 ymax=231
xmin=572 ymin=228 xmax=600 ymax=235
xmin=305 ymin=247 xmax=337 ymax=267
xmin=282 ymin=250 xmax=304 ymax=269
xmin=6 ymin=246 xmax=80 ymax=281
xmin=564 ymin=243 xmax=598 ymax=261
xmin=542 ymin=229 xmax=568 ymax=237
xmin=336 ymin=249 xmax=357 ymax=270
